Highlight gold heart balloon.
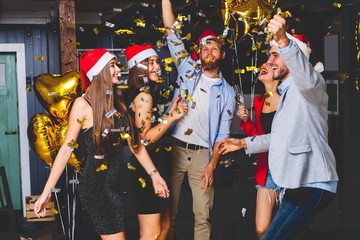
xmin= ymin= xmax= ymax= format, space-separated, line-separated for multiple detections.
xmin=33 ymin=70 xmax=83 ymax=121
xmin=221 ymin=0 xmax=278 ymax=40
xmin=28 ymin=113 xmax=84 ymax=173
xmin=28 ymin=113 xmax=58 ymax=167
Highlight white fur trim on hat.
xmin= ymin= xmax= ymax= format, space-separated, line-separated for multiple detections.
xmin=86 ymin=52 xmax=115 ymax=81
xmin=313 ymin=61 xmax=324 ymax=73
xmin=270 ymin=32 xmax=311 ymax=60
xmin=127 ymin=48 xmax=157 ymax=69
xmin=200 ymin=35 xmax=217 ymax=46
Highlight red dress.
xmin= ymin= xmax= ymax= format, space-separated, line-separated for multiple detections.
xmin=240 ymin=95 xmax=268 ymax=186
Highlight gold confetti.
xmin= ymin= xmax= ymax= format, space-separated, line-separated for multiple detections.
xmin=235 ymin=69 xmax=245 ymax=74
xmin=279 ymin=10 xmax=292 ymax=18
xmin=186 ymin=94 xmax=193 ymax=102
xmin=96 ymin=164 xmax=107 ymax=172
xmin=77 ymin=118 xmax=85 ymax=126
xmin=246 ymin=66 xmax=256 ymax=72
xmin=332 ymin=2 xmax=342 ymax=8
xmin=155 ymin=147 xmax=161 ymax=153
xmin=162 ymin=90 xmax=171 ymax=99
xmin=120 ymin=132 xmax=132 ymax=141
xmin=163 ymin=57 xmax=176 ymax=64
xmin=156 ymin=40 xmax=164 ymax=49
xmin=181 ymin=33 xmax=191 ymax=41
xmin=164 ymin=65 xmax=172 ymax=72
xmin=25 ymin=87 xmax=32 ymax=92
xmin=184 ymin=128 xmax=193 ymax=135
xmin=152 ymin=25 xmax=166 ymax=33
xmin=50 ymin=206 xmax=59 ymax=215
xmin=171 ymin=40 xmax=182 ymax=46
xmin=93 ymin=26 xmax=100 ymax=35
xmin=135 ymin=18 xmax=146 ymax=28
xmin=164 ymin=146 xmax=172 ymax=152
xmin=35 ymin=56 xmax=44 ymax=61
xmin=114 ymin=29 xmax=135 ymax=35
xmin=176 ymin=14 xmax=188 ymax=22
xmin=127 ymin=162 xmax=136 ymax=171
xmin=117 ymin=85 xmax=129 ymax=89
xmin=138 ymin=177 xmax=146 ymax=188
xmin=67 ymin=139 xmax=78 ymax=149
xmin=155 ymin=79 xmax=165 ymax=83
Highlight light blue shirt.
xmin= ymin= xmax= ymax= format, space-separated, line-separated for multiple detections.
xmin=166 ymin=33 xmax=236 ymax=158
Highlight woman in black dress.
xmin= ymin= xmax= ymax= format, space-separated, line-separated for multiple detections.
xmin=34 ymin=49 xmax=169 ymax=240
xmin=125 ymin=44 xmax=188 ymax=239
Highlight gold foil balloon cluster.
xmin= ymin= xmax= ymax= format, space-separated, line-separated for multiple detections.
xmin=28 ymin=70 xmax=84 ymax=172
xmin=221 ymin=0 xmax=279 ymax=41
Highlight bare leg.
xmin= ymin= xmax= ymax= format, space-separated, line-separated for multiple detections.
xmin=255 ymin=188 xmax=276 ymax=239
xmin=100 ymin=231 xmax=126 ymax=240
xmin=138 ymin=213 xmax=161 ymax=240
xmin=158 ymin=207 xmax=171 ymax=240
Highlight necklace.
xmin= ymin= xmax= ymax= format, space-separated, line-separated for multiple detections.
xmin=264 ymin=91 xmax=273 ymax=106
xmin=264 ymin=91 xmax=273 ymax=98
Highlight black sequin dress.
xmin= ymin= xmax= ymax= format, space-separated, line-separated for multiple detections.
xmin=77 ymin=116 xmax=132 ymax=235
xmin=126 ymin=83 xmax=175 ymax=214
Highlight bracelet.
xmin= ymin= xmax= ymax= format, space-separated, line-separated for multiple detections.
xmin=149 ymin=169 xmax=158 ymax=178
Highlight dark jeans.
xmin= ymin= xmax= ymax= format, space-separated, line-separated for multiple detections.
xmin=262 ymin=187 xmax=335 ymax=240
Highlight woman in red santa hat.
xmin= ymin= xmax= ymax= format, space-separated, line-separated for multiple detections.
xmin=34 ymin=48 xmax=170 ymax=240
xmin=124 ymin=43 xmax=188 ymax=240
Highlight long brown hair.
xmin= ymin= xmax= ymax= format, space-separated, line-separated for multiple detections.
xmin=126 ymin=58 xmax=149 ymax=97
xmin=84 ymin=59 xmax=140 ymax=159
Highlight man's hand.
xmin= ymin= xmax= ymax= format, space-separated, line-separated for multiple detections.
xmin=267 ymin=14 xmax=289 ymax=48
xmin=200 ymin=162 xmax=216 ymax=190
xmin=217 ymin=138 xmax=246 ymax=155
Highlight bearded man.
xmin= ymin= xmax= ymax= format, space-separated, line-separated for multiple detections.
xmin=162 ymin=1 xmax=236 ymax=239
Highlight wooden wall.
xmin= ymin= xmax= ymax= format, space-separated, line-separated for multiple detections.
xmin=0 ymin=25 xmax=60 ymax=194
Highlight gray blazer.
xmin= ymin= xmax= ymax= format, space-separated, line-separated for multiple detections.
xmin=245 ymin=41 xmax=339 ymax=189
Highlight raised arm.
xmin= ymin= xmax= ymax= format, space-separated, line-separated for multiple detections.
xmin=162 ymin=0 xmax=176 ymax=36
xmin=133 ymin=93 xmax=187 ymax=145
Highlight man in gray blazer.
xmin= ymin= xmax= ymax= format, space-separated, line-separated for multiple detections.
xmin=218 ymin=14 xmax=339 ymax=239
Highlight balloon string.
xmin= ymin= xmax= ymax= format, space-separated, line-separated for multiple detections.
xmin=231 ymin=29 xmax=243 ymax=95
xmin=53 ymin=191 xmax=66 ymax=236
xmin=66 ymin=166 xmax=71 ymax=240
xmin=71 ymin=173 xmax=78 ymax=240
xmin=249 ymin=36 xmax=259 ymax=121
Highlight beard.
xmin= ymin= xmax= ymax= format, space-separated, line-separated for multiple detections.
xmin=201 ymin=57 xmax=221 ymax=71
xmin=273 ymin=65 xmax=290 ymax=81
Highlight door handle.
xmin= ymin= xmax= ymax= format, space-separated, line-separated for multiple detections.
xmin=4 ymin=130 xmax=17 ymax=135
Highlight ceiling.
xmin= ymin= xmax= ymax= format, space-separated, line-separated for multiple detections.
xmin=0 ymin=0 xmax=358 ymax=25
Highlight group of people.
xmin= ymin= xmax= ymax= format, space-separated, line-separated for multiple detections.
xmin=34 ymin=0 xmax=339 ymax=239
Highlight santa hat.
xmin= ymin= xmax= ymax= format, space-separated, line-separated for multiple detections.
xmin=125 ymin=43 xmax=157 ymax=69
xmin=191 ymin=29 xmax=218 ymax=61
xmin=79 ymin=48 xmax=115 ymax=90
xmin=270 ymin=32 xmax=324 ymax=72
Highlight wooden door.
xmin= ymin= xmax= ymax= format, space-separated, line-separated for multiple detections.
xmin=0 ymin=53 xmax=21 ymax=210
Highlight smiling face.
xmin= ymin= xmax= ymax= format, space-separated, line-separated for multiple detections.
xmin=266 ymin=45 xmax=290 ymax=81
xmin=258 ymin=63 xmax=275 ymax=83
xmin=147 ymin=55 xmax=161 ymax=81
xmin=108 ymin=58 xmax=121 ymax=84
xmin=200 ymin=39 xmax=225 ymax=71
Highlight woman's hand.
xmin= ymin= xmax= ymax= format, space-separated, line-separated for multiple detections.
xmin=237 ymin=105 xmax=249 ymax=122
xmin=151 ymin=172 xmax=170 ymax=198
xmin=170 ymin=96 xmax=188 ymax=119
xmin=34 ymin=192 xmax=52 ymax=218
xmin=217 ymin=138 xmax=246 ymax=155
